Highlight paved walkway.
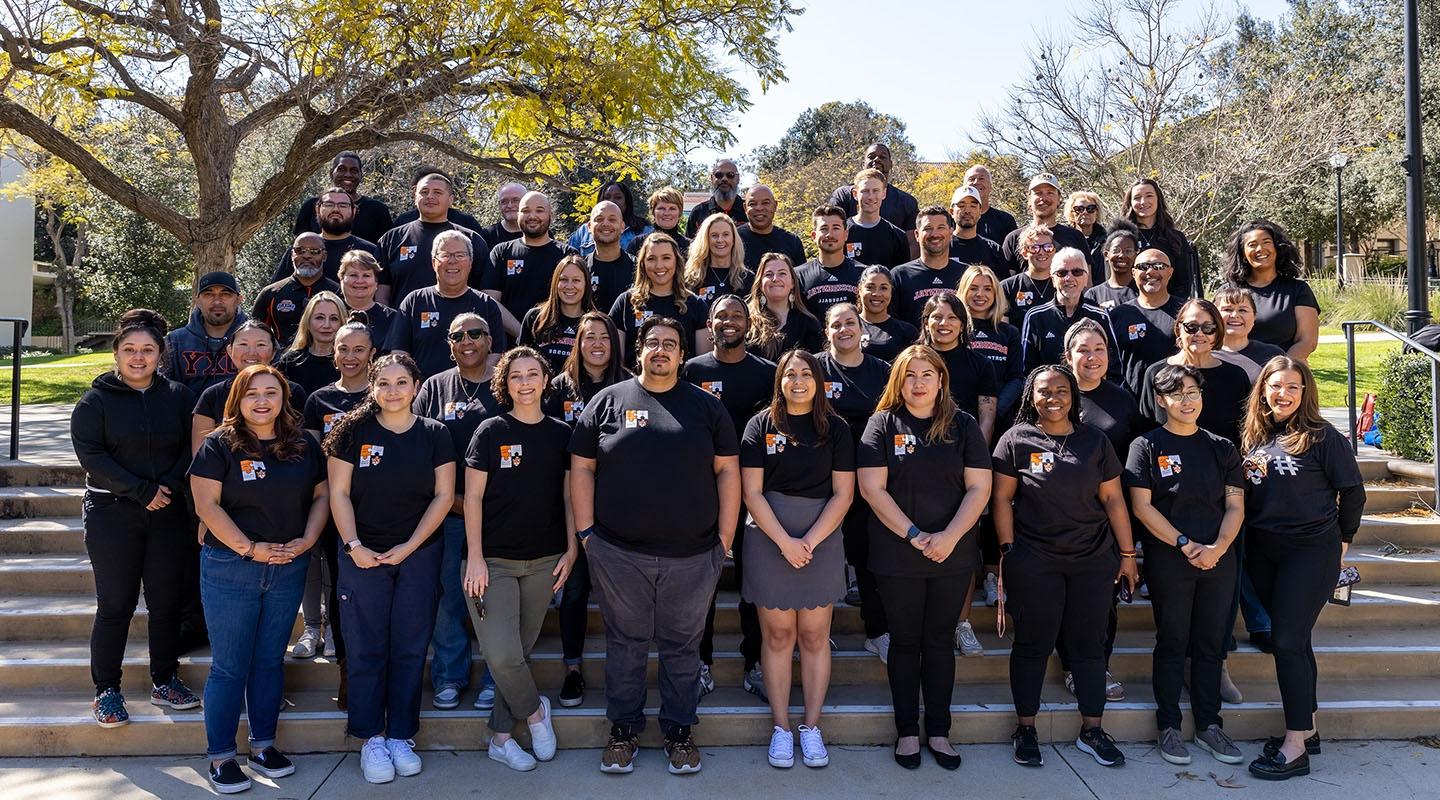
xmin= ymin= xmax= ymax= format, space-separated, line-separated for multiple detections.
xmin=2 ymin=741 xmax=1437 ymax=799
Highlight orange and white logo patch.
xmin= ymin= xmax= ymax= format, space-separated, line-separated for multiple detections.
xmin=359 ymin=444 xmax=384 ymax=468
xmin=240 ymin=459 xmax=266 ymax=481
xmin=399 ymin=245 xmax=416 ymax=261
xmin=419 ymin=311 xmax=438 ymax=329
xmin=1029 ymin=451 xmax=1056 ymax=474
xmin=765 ymin=433 xmax=787 ymax=455
xmin=623 ymin=409 xmax=649 ymax=428
xmin=499 ymin=444 xmax=523 ymax=468
xmin=700 ymin=381 xmax=723 ymax=397
xmin=563 ymin=400 xmax=585 ymax=422
xmin=893 ymin=433 xmax=917 ymax=455
xmin=1158 ymin=453 xmax=1182 ymax=477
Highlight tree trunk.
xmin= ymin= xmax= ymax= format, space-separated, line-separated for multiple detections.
xmin=186 ymin=229 xmax=238 ymax=282
xmin=43 ymin=210 xmax=84 ymax=353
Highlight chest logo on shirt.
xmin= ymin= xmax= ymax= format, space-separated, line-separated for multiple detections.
xmin=419 ymin=311 xmax=438 ymax=329
xmin=399 ymin=245 xmax=416 ymax=261
xmin=591 ymin=273 xmax=601 ymax=290
xmin=633 ymin=308 xmax=654 ymax=324
xmin=499 ymin=444 xmax=523 ymax=468
xmin=1127 ymin=322 xmax=1147 ymax=340
xmin=277 ymin=300 xmax=296 ymax=313
xmin=1100 ymin=299 xmax=1118 ymax=309
xmin=700 ymin=381 xmax=723 ymax=398
xmin=1029 ymin=451 xmax=1056 ymax=474
xmin=1243 ymin=452 xmax=1270 ymax=484
xmin=766 ymin=433 xmax=788 ymax=454
xmin=240 ymin=459 xmax=267 ymax=481
xmin=443 ymin=399 xmax=486 ymax=420
xmin=624 ymin=409 xmax=649 ymax=428
xmin=698 ymin=286 xmax=718 ymax=301
xmin=1157 ymin=454 xmax=1183 ymax=477
xmin=506 ymin=259 xmax=524 ymax=276
xmin=846 ymin=242 xmax=863 ymax=259
xmin=893 ymin=434 xmax=917 ymax=455
xmin=1014 ymin=291 xmax=1035 ymax=307
xmin=322 ymin=413 xmax=340 ymax=433
xmin=563 ymin=400 xmax=585 ymax=421
xmin=359 ymin=444 xmax=384 ymax=468
xmin=824 ymin=381 xmax=843 ymax=400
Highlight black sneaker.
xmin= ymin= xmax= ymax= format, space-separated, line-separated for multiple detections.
xmin=1076 ymin=726 xmax=1125 ymax=767
xmin=209 ymin=759 xmax=252 ymax=794
xmin=1012 ymin=724 xmax=1043 ymax=767
xmin=248 ymin=746 xmax=295 ymax=778
xmin=559 ymin=670 xmax=586 ymax=708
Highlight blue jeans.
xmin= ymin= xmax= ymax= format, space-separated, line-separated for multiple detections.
xmin=200 ymin=544 xmax=310 ymax=760
xmin=429 ymin=516 xmax=473 ymax=691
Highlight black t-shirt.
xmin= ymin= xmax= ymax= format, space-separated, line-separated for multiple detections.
xmin=890 ymin=258 xmax=967 ymax=327
xmin=335 ymin=415 xmax=456 ymax=551
xmin=1242 ymin=425 xmax=1364 ymax=539
xmin=303 ymin=383 xmax=367 ymax=435
xmin=414 ymin=367 xmax=502 ymax=498
xmin=606 ymin=290 xmax=709 ymax=368
xmin=190 ymin=431 xmax=326 ymax=547
xmin=588 ymin=251 xmax=636 ymax=314
xmin=949 ymin=234 xmax=1006 ymax=271
xmin=999 ymin=272 xmax=1056 ymax=329
xmin=738 ymin=225 xmax=808 ymax=273
xmin=741 ymin=410 xmax=854 ymax=498
xmin=992 ymin=422 xmax=1122 ymax=560
xmin=483 ymin=239 xmax=574 ymax=322
xmin=376 ymin=220 xmax=490 ymax=303
xmin=1080 ymin=379 xmax=1149 ymax=455
xmin=392 ymin=207 xmax=483 ymax=232
xmin=844 ymin=217 xmax=910 ymax=268
xmin=625 ymin=227 xmax=691 ymax=260
xmin=543 ymin=372 xmax=610 ymax=424
xmin=466 ymin=413 xmax=572 ymax=559
xmin=860 ymin=317 xmax=919 ymax=363
xmin=1108 ymin=296 xmax=1184 ymax=396
xmin=345 ymin=302 xmax=400 ymax=354
xmin=816 ymin=351 xmax=890 ymax=441
xmin=518 ymin=307 xmax=583 ymax=374
xmin=1215 ymin=340 xmax=1287 ymax=382
xmin=691 ymin=265 xmax=755 ymax=305
xmin=1125 ymin=427 xmax=1243 ymax=545
xmin=1001 ymin=223 xmax=1088 ymax=276
xmin=858 ymin=408 xmax=990 ymax=576
xmin=270 ymin=236 xmax=378 ymax=285
xmin=478 ymin=221 xmax=523 ymax=248
xmin=933 ymin=344 xmax=999 ymax=421
xmin=277 ymin=348 xmax=341 ymax=398
xmin=1138 ymin=359 xmax=1251 ymax=445
xmin=293 ymin=195 xmax=393 ymax=245
xmin=828 ymin=183 xmax=921 ymax=231
xmin=1136 ymin=226 xmax=1196 ymax=297
xmin=753 ymin=312 xmax=824 ymax=362
xmin=1085 ymin=281 xmax=1137 ymax=311
xmin=681 ymin=351 xmax=778 ymax=435
xmin=684 ymin=197 xmax=748 ymax=238
xmin=194 ymin=375 xmax=307 ymax=423
xmin=1020 ymin=301 xmax=1118 ymax=373
xmin=977 ymin=206 xmax=1018 ymax=246
xmin=251 ymin=276 xmax=341 ymax=347
xmin=386 ymin=287 xmax=509 ymax=379
xmin=1242 ymin=277 xmax=1319 ymax=352
xmin=970 ymin=319 xmax=1024 ymax=417
xmin=796 ymin=257 xmax=865 ymax=318
xmin=569 ymin=378 xmax=739 ymax=556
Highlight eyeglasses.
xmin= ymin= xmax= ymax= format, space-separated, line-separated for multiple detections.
xmin=1053 ymin=268 xmax=1087 ymax=278
xmin=436 ymin=252 xmax=470 ymax=262
xmin=318 ymin=201 xmax=353 ymax=210
xmin=1135 ymin=260 xmax=1172 ymax=272
xmin=446 ymin=328 xmax=490 ymax=342
xmin=642 ymin=338 xmax=680 ymax=352
xmin=291 ymin=247 xmax=325 ymax=256
xmin=1029 ymin=242 xmax=1056 ymax=253
xmin=1164 ymin=389 xmax=1204 ymax=402
xmin=1181 ymin=321 xmax=1218 ymax=335
xmin=713 ymin=171 xmax=737 ymax=179
xmin=1074 ymin=204 xmax=1099 ymax=214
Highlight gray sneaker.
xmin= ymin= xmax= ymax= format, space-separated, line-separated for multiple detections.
xmin=432 ymin=684 xmax=461 ymax=710
xmin=1194 ymin=724 xmax=1245 ymax=764
xmin=1219 ymin=662 xmax=1243 ymax=704
xmin=1157 ymin=727 xmax=1191 ymax=765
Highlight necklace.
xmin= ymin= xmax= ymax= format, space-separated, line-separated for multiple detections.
xmin=1038 ymin=425 xmax=1073 ymax=459
xmin=457 ymin=371 xmax=489 ymax=409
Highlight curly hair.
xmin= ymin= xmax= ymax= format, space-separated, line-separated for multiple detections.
xmin=322 ymin=352 xmax=422 ymax=457
xmin=1013 ymin=364 xmax=1083 ymax=428
xmin=490 ymin=346 xmax=552 ymax=408
xmin=1221 ymin=219 xmax=1304 ymax=285
xmin=216 ymin=364 xmax=308 ymax=462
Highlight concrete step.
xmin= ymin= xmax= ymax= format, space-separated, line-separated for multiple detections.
xmin=1355 ymin=513 xmax=1440 ymax=546
xmin=0 ymin=516 xmax=85 ymax=554
xmin=3 ymin=678 xmax=1436 ymax=757
xmin=0 ymin=463 xmax=87 ymax=488
xmin=0 ymin=486 xmax=86 ymax=519
xmin=1362 ymin=483 xmax=1435 ymax=514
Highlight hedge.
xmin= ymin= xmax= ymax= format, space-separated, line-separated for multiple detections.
xmin=1377 ymin=350 xmax=1435 ymax=462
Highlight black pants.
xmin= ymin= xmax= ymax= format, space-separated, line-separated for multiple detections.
xmin=875 ymin=571 xmax=970 ymax=738
xmin=1147 ymin=541 xmax=1238 ymax=730
xmin=1246 ymin=529 xmax=1339 ymax=731
xmin=1007 ymin=545 xmax=1118 ymax=718
xmin=560 ymin=542 xmax=591 ymax=665
xmin=842 ymin=497 xmax=887 ymax=639
xmin=701 ymin=516 xmax=761 ymax=671
xmin=319 ymin=526 xmax=346 ymax=660
xmin=1055 ymin=596 xmax=1118 ymax=671
xmin=83 ymin=492 xmax=191 ymax=693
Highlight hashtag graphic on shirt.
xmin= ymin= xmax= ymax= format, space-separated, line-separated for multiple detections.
xmin=1273 ymin=455 xmax=1300 ymax=476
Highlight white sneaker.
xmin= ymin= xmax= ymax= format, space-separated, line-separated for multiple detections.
xmin=361 ymin=735 xmax=394 ymax=784
xmin=527 ymin=695 xmax=557 ymax=761
xmin=767 ymin=726 xmax=794 ymax=768
xmin=864 ymin=634 xmax=890 ymax=665
xmin=488 ymin=735 xmax=538 ymax=772
xmin=698 ymin=664 xmax=716 ymax=697
xmin=984 ymin=573 xmax=1000 ymax=606
xmin=290 ymin=626 xmax=322 ymax=659
xmin=798 ymin=724 xmax=829 ymax=767
xmin=386 ymin=738 xmax=422 ymax=777
xmin=955 ymin=620 xmax=983 ymax=657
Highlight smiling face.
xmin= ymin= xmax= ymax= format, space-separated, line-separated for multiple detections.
xmin=1134 ymin=248 xmax=1172 ymax=295
xmin=1217 ymin=296 xmax=1256 ymax=339
xmin=924 ymin=301 xmax=962 ymax=349
xmin=227 ymin=328 xmax=275 ymax=369
xmin=744 ymin=186 xmax=776 ymax=231
xmin=1159 ymin=375 xmax=1204 ymax=425
xmin=506 ymin=356 xmax=546 ymax=408
xmin=759 ymin=259 xmax=793 ymax=303
xmin=964 ymin=166 xmax=992 ymax=201
xmin=340 ymin=264 xmax=377 ymax=305
xmin=856 ymin=177 xmax=886 ymax=216
xmin=1242 ymin=229 xmax=1277 ymax=274
xmin=330 ymin=157 xmax=362 ymax=194
xmin=519 ymin=192 xmax=553 ymax=239
xmin=333 ymin=328 xmax=373 ymax=379
xmin=447 ymin=317 xmax=491 ymax=370
xmin=640 ymin=324 xmax=682 ymax=378
xmin=371 ymin=362 xmax=417 ymax=413
xmin=1051 ymin=255 xmax=1090 ymax=302
xmin=497 ymin=183 xmax=525 ymax=226
xmin=239 ymin=372 xmax=285 ymax=430
xmin=917 ymin=213 xmax=953 ymax=257
xmin=707 ymin=219 xmax=734 ymax=261
xmin=652 ymin=201 xmax=681 ymax=230
xmin=1064 ymin=329 xmax=1109 ymax=386
xmin=1263 ymin=368 xmax=1305 ymax=422
xmin=813 ymin=212 xmax=847 ymax=256
xmin=826 ymin=306 xmax=862 ymax=354
xmin=859 ymin=271 xmax=892 ymax=317
xmin=1031 ymin=369 xmax=1072 ymax=424
xmin=577 ymin=319 xmax=612 ymax=371
xmin=113 ymin=330 xmax=162 ymax=385
xmin=642 ymin=242 xmax=678 ymax=290
xmin=708 ymin=297 xmax=749 ymax=349
xmin=1176 ymin=304 xmax=1219 ymax=356
xmin=1129 ymin=183 xmax=1158 ymax=224
xmin=433 ymin=236 xmax=472 ymax=293
xmin=780 ymin=354 xmax=817 ymax=410
xmin=964 ymin=273 xmax=995 ymax=318
xmin=414 ymin=175 xmax=454 ymax=222
xmin=1024 ymin=234 xmax=1056 ymax=271
xmin=1029 ymin=185 xmax=1059 ymax=219
xmin=555 ymin=261 xmax=587 ymax=309
xmin=589 ymin=201 xmax=623 ymax=246
xmin=308 ymin=300 xmax=343 ymax=347
xmin=864 ymin=144 xmax=893 ymax=176
xmin=1105 ymin=237 xmax=1137 ymax=277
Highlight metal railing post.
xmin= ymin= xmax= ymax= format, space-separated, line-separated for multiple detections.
xmin=1346 ymin=322 xmax=1358 ymax=455
xmin=9 ymin=321 xmax=17 ymax=460
xmin=1432 ymin=358 xmax=1440 ymax=510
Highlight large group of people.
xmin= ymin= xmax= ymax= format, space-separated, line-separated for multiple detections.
xmin=70 ymin=147 xmax=1358 ymax=792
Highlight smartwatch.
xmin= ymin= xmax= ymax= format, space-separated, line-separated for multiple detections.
xmin=576 ymin=526 xmax=594 ymax=542
xmin=1176 ymin=535 xmax=1190 ymax=548
xmin=999 ymin=542 xmax=1014 ymax=557
xmin=343 ymin=539 xmax=362 ymax=554
xmin=905 ymin=525 xmax=921 ymax=541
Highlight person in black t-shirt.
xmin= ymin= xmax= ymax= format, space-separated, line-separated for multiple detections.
xmin=337 ymin=251 xmax=399 ymax=354
xmin=960 ymin=264 xmax=1024 ymax=422
xmin=856 ymin=345 xmax=991 ymax=767
xmin=844 ymin=169 xmax=912 ymax=267
xmin=189 ymin=365 xmax=328 ymax=790
xmin=627 ymin=186 xmax=691 ymax=260
xmin=828 ymin=143 xmax=922 ymax=237
xmin=375 ymin=173 xmax=490 ymax=306
xmin=477 ymin=182 xmax=526 ymax=248
xmin=1240 ymin=357 xmax=1364 ymax=780
xmin=964 ymin=164 xmax=1019 ymax=244
xmin=462 ymin=347 xmax=573 ymax=767
xmin=1000 ymin=174 xmax=1091 ymax=275
xmin=277 ymin=292 xmax=344 ymax=398
xmin=569 ymin=316 xmax=740 ymax=772
xmin=797 ymin=205 xmax=866 ymax=318
xmin=1063 ymin=190 xmax=1109 ymax=277
xmin=292 ymin=152 xmax=393 ymax=245
xmin=737 ymin=185 xmax=807 ymax=272
xmin=1121 ymin=179 xmax=1197 ymax=298
xmin=948 ymin=185 xmax=1007 ymax=274
xmin=740 ymin=350 xmax=854 ymax=764
xmin=992 ymin=365 xmax=1140 ymax=768
xmin=586 ymin=201 xmax=637 ymax=313
xmin=484 ymin=191 xmax=575 ymax=338
xmin=1125 ymin=364 xmax=1247 ymax=766
xmin=1019 ymin=248 xmax=1117 ymax=374
xmin=519 ymin=254 xmax=597 ymax=374
xmin=999 ymin=225 xmax=1058 ymax=329
xmin=890 ymin=206 xmax=967 ymax=327
xmin=917 ymin=293 xmax=998 ymax=441
xmin=746 ymin=254 xmax=823 ymax=361
xmin=275 ymin=187 xmax=379 ymax=284
xmin=192 ymin=322 xmax=308 ymax=452
xmin=1212 ymin=286 xmax=1287 ymax=382
xmin=1085 ymin=224 xmax=1139 ymax=310
xmin=1220 ymin=219 xmax=1320 ymax=360
xmin=385 ymin=231 xmax=509 ymax=379
xmin=608 ymin=233 xmax=711 ymax=367
xmin=324 ymin=353 xmax=456 ymax=781
xmin=255 ymin=233 xmax=342 ymax=345
xmin=684 ymin=212 xmax=754 ymax=303
xmin=1138 ymin=299 xmax=1251 ymax=447
xmin=684 ymin=158 xmax=748 ymax=239
xmin=1108 ymin=249 xmax=1186 ymax=397
xmin=1066 ymin=320 xmax=1149 ymax=455
xmin=856 ymin=265 xmax=918 ymax=364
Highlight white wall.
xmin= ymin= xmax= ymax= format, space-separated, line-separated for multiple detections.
xmin=0 ymin=157 xmax=34 ymax=346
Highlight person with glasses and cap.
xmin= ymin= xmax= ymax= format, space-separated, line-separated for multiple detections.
xmin=1000 ymin=173 xmax=1090 ymax=276
xmin=1107 ymin=248 xmax=1187 ymax=397
xmin=254 ymin=233 xmax=342 ymax=347
xmin=685 ymin=158 xmax=749 ymax=238
xmin=948 ymin=186 xmax=1007 ymax=275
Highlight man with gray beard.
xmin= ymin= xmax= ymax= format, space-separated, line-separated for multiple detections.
xmin=253 ymin=232 xmax=341 ymax=346
xmin=685 ymin=158 xmax=748 ymax=238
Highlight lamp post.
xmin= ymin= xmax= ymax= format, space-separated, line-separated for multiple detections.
xmin=1330 ymin=152 xmax=1348 ymax=289
xmin=1403 ymin=0 xmax=1430 ymax=332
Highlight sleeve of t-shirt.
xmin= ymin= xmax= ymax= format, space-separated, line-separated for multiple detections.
xmin=568 ymin=395 xmax=603 ymax=458
xmin=1019 ymin=311 xmax=1040 ymax=372
xmin=304 ymin=432 xmax=326 ymax=485
xmin=1123 ymin=436 xmax=1153 ymax=490
xmin=428 ymin=419 xmax=457 ymax=467
xmin=831 ymin=417 xmax=856 ymax=471
xmin=1097 ymin=431 xmax=1123 ymax=482
xmin=375 ymin=230 xmax=398 ymax=287
xmin=1294 ymin=279 xmax=1320 ymax=311
xmin=1218 ymin=438 xmax=1245 ymax=488
xmin=482 ymin=244 xmax=506 ymax=292
xmin=187 ymin=435 xmax=231 ymax=482
xmin=302 ymin=393 xmax=324 ymax=432
xmin=711 ymin=396 xmax=740 ymax=457
xmin=960 ymin=420 xmax=990 ymax=469
xmin=385 ymin=300 xmax=414 ymax=354
xmin=465 ymin=420 xmax=493 ymax=473
xmin=888 ymin=226 xmax=909 ymax=265
xmin=856 ymin=412 xmax=890 ymax=469
xmin=195 ymin=385 xmax=222 ymax=420
xmin=467 ymin=230 xmax=491 ymax=291
xmin=517 ymin=307 xmax=538 ymax=347
xmin=412 ymin=375 xmax=437 ymax=419
xmin=251 ymin=285 xmax=275 ymax=328
xmin=1318 ymin=426 xmax=1364 ymax=489
xmin=991 ymin=429 xmax=1020 ymax=477
xmin=739 ymin=412 xmax=767 ymax=469
xmin=480 ymin=296 xmax=509 ymax=351
xmin=801 ymin=315 xmax=824 ymax=353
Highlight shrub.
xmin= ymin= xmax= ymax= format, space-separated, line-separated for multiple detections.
xmin=1377 ymin=349 xmax=1434 ymax=462
xmin=1312 ymin=278 xmax=1440 ymax=330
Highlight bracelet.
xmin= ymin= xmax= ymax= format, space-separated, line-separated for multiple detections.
xmin=1119 ymin=551 xmax=1138 ymax=559
xmin=241 ymin=540 xmax=256 ymax=561
xmin=576 ymin=526 xmax=594 ymax=542
xmin=905 ymin=525 xmax=921 ymax=541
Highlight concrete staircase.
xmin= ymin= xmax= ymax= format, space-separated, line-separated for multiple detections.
xmin=1 ymin=459 xmax=1437 ymax=757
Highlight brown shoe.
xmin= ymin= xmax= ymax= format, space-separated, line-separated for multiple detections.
xmin=336 ymin=659 xmax=348 ymax=711
xmin=664 ymin=726 xmax=702 ymax=774
xmin=601 ymin=725 xmax=638 ymax=773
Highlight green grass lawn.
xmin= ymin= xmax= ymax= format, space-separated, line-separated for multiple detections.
xmin=1310 ymin=340 xmax=1397 ymax=408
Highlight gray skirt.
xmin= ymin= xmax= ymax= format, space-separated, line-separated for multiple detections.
xmin=741 ymin=492 xmax=846 ymax=611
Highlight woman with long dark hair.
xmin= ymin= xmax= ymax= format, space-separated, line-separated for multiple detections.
xmin=746 ymin=253 xmax=822 ymax=361
xmin=917 ymin=292 xmax=998 ymax=443
xmin=325 ymin=353 xmax=456 ymax=784
xmin=858 ymin=345 xmax=992 ymax=770
xmin=191 ymin=321 xmax=307 ymax=451
xmin=72 ymin=310 xmax=199 ymax=728
xmin=992 ymin=364 xmax=1140 ymax=769
xmin=1220 ymin=219 xmax=1320 ymax=361
xmin=519 ymin=254 xmax=598 ymax=374
xmin=1240 ymin=357 xmax=1364 ymax=781
xmin=190 ymin=365 xmax=329 ymax=793
xmin=1121 ymin=179 xmax=1196 ymax=298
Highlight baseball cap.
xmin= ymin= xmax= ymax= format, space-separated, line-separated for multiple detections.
xmin=196 ymin=271 xmax=239 ymax=295
xmin=1028 ymin=172 xmax=1061 ymax=192
xmin=951 ymin=185 xmax=983 ymax=205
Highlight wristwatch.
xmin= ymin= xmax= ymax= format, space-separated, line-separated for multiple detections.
xmin=343 ymin=539 xmax=361 ymax=553
xmin=576 ymin=526 xmax=594 ymax=542
xmin=1176 ymin=535 xmax=1190 ymax=548
xmin=905 ymin=525 xmax=921 ymax=541
xmin=240 ymin=541 xmax=256 ymax=561
xmin=999 ymin=542 xmax=1013 ymax=557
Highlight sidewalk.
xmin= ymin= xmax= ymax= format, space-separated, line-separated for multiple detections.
xmin=2 ymin=741 xmax=1437 ymax=799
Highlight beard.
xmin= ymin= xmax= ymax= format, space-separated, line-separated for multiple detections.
xmin=294 ymin=263 xmax=323 ymax=280
xmin=319 ymin=216 xmax=352 ymax=235
xmin=714 ymin=186 xmax=738 ymax=203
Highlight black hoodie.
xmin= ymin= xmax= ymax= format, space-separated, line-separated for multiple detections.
xmin=70 ymin=371 xmax=196 ymax=504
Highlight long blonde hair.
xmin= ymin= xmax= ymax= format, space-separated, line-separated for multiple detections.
xmin=630 ymin=233 xmax=693 ymax=318
xmin=288 ymin=291 xmax=344 ymax=354
xmin=1241 ymin=356 xmax=1328 ymax=456
xmin=958 ymin=263 xmax=1010 ymax=326
xmin=875 ymin=344 xmax=959 ymax=445
xmin=684 ymin=213 xmax=749 ymax=292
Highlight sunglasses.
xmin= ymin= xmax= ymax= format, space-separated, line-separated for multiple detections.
xmin=1181 ymin=321 xmax=1218 ymax=335
xmin=447 ymin=328 xmax=490 ymax=342
xmin=713 ymin=171 xmax=737 ymax=179
xmin=1074 ymin=204 xmax=1099 ymax=214
xmin=1135 ymin=260 xmax=1172 ymax=271
xmin=291 ymin=247 xmax=325 ymax=256
xmin=1030 ymin=242 xmax=1056 ymax=253
xmin=1053 ymin=268 xmax=1087 ymax=277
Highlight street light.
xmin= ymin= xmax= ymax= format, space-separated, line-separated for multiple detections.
xmin=1330 ymin=152 xmax=1348 ymax=289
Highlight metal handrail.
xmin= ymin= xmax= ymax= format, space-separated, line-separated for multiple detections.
xmin=1342 ymin=319 xmax=1440 ymax=509
xmin=0 ymin=318 xmax=30 ymax=461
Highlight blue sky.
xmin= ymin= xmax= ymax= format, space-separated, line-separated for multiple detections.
xmin=693 ymin=0 xmax=1295 ymax=166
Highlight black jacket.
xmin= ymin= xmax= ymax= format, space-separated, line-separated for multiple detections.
xmin=70 ymin=371 xmax=196 ymax=504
